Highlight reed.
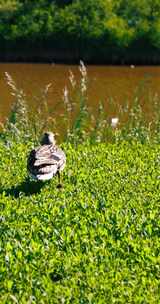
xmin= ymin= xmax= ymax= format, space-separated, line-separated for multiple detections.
xmin=2 ymin=63 xmax=160 ymax=145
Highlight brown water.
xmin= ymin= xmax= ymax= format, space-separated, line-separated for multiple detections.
xmin=0 ymin=63 xmax=160 ymax=122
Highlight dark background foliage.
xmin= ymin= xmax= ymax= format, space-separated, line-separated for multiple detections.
xmin=0 ymin=0 xmax=160 ymax=62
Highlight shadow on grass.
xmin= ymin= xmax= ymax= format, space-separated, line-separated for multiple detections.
xmin=0 ymin=178 xmax=47 ymax=198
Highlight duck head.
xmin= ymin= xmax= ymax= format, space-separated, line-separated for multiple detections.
xmin=41 ymin=132 xmax=56 ymax=145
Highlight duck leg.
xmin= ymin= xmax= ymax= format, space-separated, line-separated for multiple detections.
xmin=57 ymin=171 xmax=62 ymax=188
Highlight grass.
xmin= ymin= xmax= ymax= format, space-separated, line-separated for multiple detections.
xmin=0 ymin=64 xmax=160 ymax=303
xmin=0 ymin=140 xmax=160 ymax=303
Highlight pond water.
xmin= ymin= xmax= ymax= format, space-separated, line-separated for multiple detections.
xmin=0 ymin=63 xmax=160 ymax=123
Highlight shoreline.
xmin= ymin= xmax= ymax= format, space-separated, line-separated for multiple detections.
xmin=0 ymin=48 xmax=160 ymax=65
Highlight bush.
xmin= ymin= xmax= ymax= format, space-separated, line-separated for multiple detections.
xmin=1 ymin=0 xmax=160 ymax=62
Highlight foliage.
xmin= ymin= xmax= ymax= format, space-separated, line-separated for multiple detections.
xmin=1 ymin=0 xmax=160 ymax=61
xmin=0 ymin=139 xmax=159 ymax=303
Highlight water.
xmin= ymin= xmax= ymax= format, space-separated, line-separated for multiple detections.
xmin=0 ymin=63 xmax=160 ymax=123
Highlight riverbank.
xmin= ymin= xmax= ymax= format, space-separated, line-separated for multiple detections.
xmin=0 ymin=43 xmax=160 ymax=64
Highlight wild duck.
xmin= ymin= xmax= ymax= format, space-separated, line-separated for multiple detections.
xmin=27 ymin=132 xmax=66 ymax=186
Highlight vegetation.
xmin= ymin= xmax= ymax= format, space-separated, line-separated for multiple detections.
xmin=0 ymin=140 xmax=159 ymax=303
xmin=0 ymin=64 xmax=160 ymax=302
xmin=1 ymin=0 xmax=160 ymax=62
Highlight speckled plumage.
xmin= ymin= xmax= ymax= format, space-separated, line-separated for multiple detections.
xmin=27 ymin=132 xmax=66 ymax=181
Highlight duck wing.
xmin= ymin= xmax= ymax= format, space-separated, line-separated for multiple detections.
xmin=54 ymin=147 xmax=66 ymax=171
xmin=27 ymin=144 xmax=66 ymax=176
xmin=34 ymin=145 xmax=56 ymax=163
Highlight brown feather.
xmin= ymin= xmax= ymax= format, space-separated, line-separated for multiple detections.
xmin=27 ymin=140 xmax=66 ymax=180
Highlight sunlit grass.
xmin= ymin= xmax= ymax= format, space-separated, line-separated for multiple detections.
xmin=0 ymin=140 xmax=159 ymax=303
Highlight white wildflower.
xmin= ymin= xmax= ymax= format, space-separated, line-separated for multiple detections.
xmin=111 ymin=117 xmax=119 ymax=128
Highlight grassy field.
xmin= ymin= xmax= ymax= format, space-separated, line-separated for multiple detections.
xmin=0 ymin=139 xmax=159 ymax=303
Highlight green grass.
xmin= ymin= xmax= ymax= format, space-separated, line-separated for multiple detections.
xmin=0 ymin=139 xmax=159 ymax=303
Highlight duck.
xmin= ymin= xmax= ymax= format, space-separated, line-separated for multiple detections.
xmin=27 ymin=132 xmax=66 ymax=186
